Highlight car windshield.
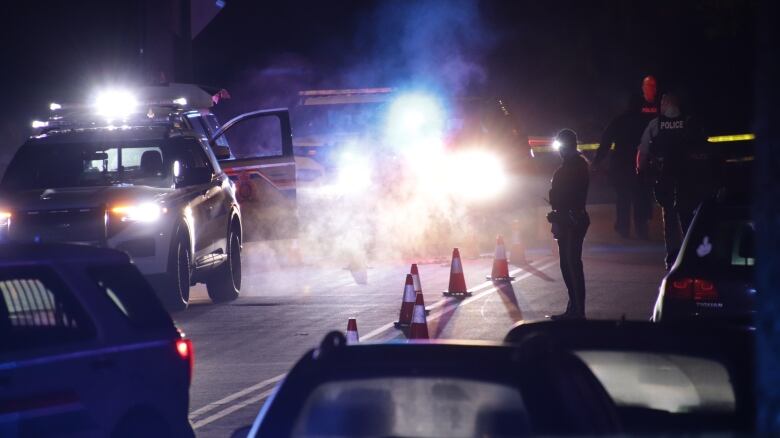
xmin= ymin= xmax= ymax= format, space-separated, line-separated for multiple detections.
xmin=576 ymin=351 xmax=736 ymax=414
xmin=291 ymin=377 xmax=529 ymax=438
xmin=1 ymin=139 xmax=186 ymax=190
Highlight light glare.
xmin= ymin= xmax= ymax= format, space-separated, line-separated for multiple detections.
xmin=111 ymin=202 xmax=162 ymax=222
xmin=94 ymin=90 xmax=138 ymax=121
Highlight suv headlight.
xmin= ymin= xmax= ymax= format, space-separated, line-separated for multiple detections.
xmin=111 ymin=203 xmax=163 ymax=223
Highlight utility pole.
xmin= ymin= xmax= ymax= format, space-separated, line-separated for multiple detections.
xmin=756 ymin=0 xmax=780 ymax=433
xmin=138 ymin=0 xmax=194 ymax=83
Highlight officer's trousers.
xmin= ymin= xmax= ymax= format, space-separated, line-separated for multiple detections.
xmin=614 ymin=174 xmax=653 ymax=236
xmin=654 ymin=179 xmax=683 ymax=269
xmin=556 ymin=215 xmax=590 ymax=317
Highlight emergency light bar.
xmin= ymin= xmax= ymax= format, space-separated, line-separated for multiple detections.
xmin=32 ymin=84 xmax=229 ymax=134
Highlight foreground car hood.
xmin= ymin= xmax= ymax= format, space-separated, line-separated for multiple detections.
xmin=0 ymin=185 xmax=173 ymax=211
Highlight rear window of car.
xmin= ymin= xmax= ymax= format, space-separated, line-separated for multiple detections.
xmin=575 ymin=351 xmax=736 ymax=414
xmin=682 ymin=206 xmax=754 ymax=269
xmin=0 ymin=266 xmax=95 ymax=354
xmin=87 ymin=265 xmax=173 ymax=331
xmin=291 ymin=377 xmax=529 ymax=437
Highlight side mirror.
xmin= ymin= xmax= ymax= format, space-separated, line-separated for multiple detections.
xmin=213 ymin=144 xmax=232 ymax=160
xmin=175 ymin=162 xmax=212 ymax=187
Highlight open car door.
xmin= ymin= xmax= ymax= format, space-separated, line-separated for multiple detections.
xmin=210 ymin=108 xmax=297 ymax=241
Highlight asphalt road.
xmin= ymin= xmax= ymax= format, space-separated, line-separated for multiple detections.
xmin=174 ymin=233 xmax=667 ymax=437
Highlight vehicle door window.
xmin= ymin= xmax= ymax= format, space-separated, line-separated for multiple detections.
xmin=220 ymin=114 xmax=283 ymax=159
xmin=0 ymin=266 xmax=94 ymax=354
xmin=204 ymin=114 xmax=230 ymax=148
xmin=87 ymin=265 xmax=174 ymax=332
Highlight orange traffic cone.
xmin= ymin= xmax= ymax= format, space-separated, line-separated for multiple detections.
xmin=509 ymin=220 xmax=527 ymax=266
xmin=443 ymin=248 xmax=472 ymax=297
xmin=409 ymin=293 xmax=429 ymax=339
xmin=346 ymin=318 xmax=359 ymax=344
xmin=394 ymin=274 xmax=417 ymax=328
xmin=487 ymin=235 xmax=515 ymax=281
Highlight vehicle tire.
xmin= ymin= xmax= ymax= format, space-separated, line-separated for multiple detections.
xmin=158 ymin=233 xmax=191 ymax=312
xmin=206 ymin=226 xmax=241 ymax=303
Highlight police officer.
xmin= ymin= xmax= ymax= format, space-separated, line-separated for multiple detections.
xmin=640 ymin=75 xmax=660 ymax=121
xmin=637 ymin=91 xmax=710 ymax=269
xmin=548 ymin=129 xmax=590 ymax=320
xmin=594 ymin=94 xmax=652 ymax=239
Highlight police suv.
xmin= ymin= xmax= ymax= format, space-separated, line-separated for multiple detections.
xmin=0 ymin=84 xmax=297 ymax=310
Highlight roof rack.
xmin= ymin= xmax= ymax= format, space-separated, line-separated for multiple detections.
xmin=298 ymin=88 xmax=395 ymax=106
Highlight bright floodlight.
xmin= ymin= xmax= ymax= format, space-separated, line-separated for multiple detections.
xmin=31 ymin=120 xmax=48 ymax=128
xmin=49 ymin=102 xmax=62 ymax=111
xmin=173 ymin=97 xmax=187 ymax=106
xmin=385 ymin=93 xmax=445 ymax=152
xmin=94 ymin=89 xmax=138 ymax=121
xmin=552 ymin=140 xmax=562 ymax=150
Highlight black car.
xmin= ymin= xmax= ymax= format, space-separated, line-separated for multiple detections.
xmin=236 ymin=320 xmax=754 ymax=437
xmin=652 ymin=195 xmax=755 ymax=325
xmin=240 ymin=332 xmax=622 ymax=437
xmin=505 ymin=319 xmax=755 ymax=435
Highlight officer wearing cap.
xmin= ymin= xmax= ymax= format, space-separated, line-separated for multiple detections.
xmin=547 ymin=129 xmax=590 ymax=320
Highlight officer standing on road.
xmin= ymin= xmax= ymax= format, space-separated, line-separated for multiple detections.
xmin=593 ymin=94 xmax=652 ymax=239
xmin=547 ymin=129 xmax=590 ymax=320
xmin=637 ymin=91 xmax=710 ymax=269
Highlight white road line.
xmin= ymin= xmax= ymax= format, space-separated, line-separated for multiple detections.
xmin=189 ymin=374 xmax=284 ymax=419
xmin=190 ymin=257 xmax=558 ymax=430
xmin=192 ymin=387 xmax=277 ymax=429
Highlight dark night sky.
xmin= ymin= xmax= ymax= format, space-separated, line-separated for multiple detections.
xmin=0 ymin=0 xmax=757 ymax=160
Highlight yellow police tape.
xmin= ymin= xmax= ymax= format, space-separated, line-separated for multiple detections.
xmin=531 ymin=133 xmax=755 ymax=153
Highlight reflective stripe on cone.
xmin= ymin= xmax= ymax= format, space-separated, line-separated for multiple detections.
xmin=409 ymin=293 xmax=429 ymax=340
xmin=394 ymin=274 xmax=417 ymax=328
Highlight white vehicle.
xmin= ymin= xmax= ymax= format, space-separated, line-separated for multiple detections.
xmin=0 ymin=85 xmax=297 ymax=309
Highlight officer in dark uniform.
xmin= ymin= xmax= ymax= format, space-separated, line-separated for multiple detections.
xmin=637 ymin=91 xmax=712 ymax=269
xmin=547 ymin=129 xmax=590 ymax=320
xmin=594 ymin=94 xmax=652 ymax=238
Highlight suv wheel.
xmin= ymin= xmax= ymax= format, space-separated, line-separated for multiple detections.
xmin=156 ymin=234 xmax=191 ymax=311
xmin=206 ymin=227 xmax=241 ymax=303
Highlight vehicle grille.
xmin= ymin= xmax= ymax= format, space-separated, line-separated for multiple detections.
xmin=10 ymin=208 xmax=107 ymax=244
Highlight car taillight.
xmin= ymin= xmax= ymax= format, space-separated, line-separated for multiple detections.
xmin=693 ymin=279 xmax=718 ymax=301
xmin=176 ymin=338 xmax=194 ymax=383
xmin=667 ymin=277 xmax=719 ymax=301
xmin=669 ymin=278 xmax=694 ymax=299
